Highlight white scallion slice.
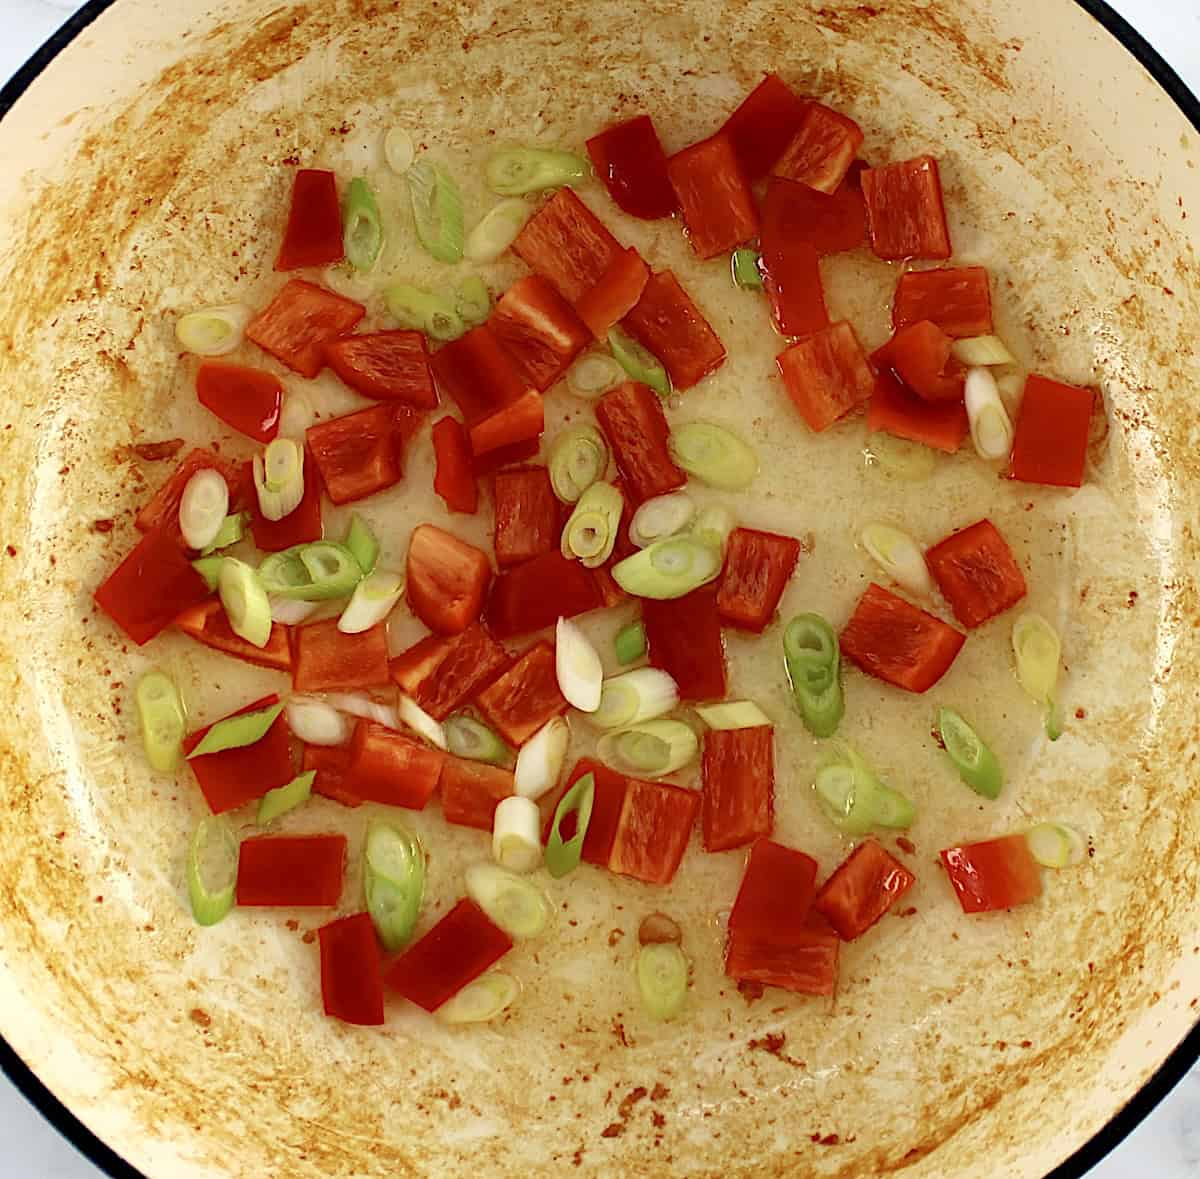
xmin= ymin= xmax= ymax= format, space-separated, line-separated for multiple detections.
xmin=637 ymin=942 xmax=689 ymax=1021
xmin=285 ymin=696 xmax=351 ymax=746
xmin=629 ymin=492 xmax=696 ymax=549
xmin=861 ymin=522 xmax=933 ymax=598
xmin=689 ymin=505 xmax=736 ymax=554
xmin=951 ymin=334 xmax=1016 ymax=367
xmin=567 ymin=352 xmax=625 ymax=399
xmin=383 ymin=126 xmax=416 ymax=175
xmin=407 ymin=160 xmax=464 ymax=264
xmin=694 ymin=701 xmax=771 ymax=731
xmin=445 ymin=715 xmax=509 ymax=765
xmin=485 ymin=147 xmax=588 ymax=196
xmin=397 ymin=695 xmax=448 ymax=750
xmin=1012 ymin=613 xmax=1063 ymax=739
xmin=253 ymin=439 xmax=305 ymax=521
xmin=438 ymin=971 xmax=521 ymax=1025
xmin=327 ymin=692 xmax=400 ymax=730
xmin=256 ymin=770 xmax=315 ymax=826
xmin=556 ymin=617 xmax=603 ymax=712
xmin=669 ymin=422 xmax=759 ymax=490
xmin=364 ymin=820 xmax=425 ymax=951
xmin=464 ymin=198 xmax=531 ymax=263
xmin=548 ymin=425 xmax=609 ymax=504
xmin=996 ymin=371 xmax=1025 ymax=416
xmin=561 ymin=482 xmax=623 ymax=568
xmin=514 ymin=716 xmax=569 ymax=800
xmin=136 ymin=670 xmax=186 ymax=772
xmin=492 ymin=796 xmax=543 ymax=873
xmin=338 ymin=569 xmax=404 ymax=634
xmin=175 ymin=304 xmax=252 ymax=357
xmin=865 ymin=433 xmax=936 ymax=481
xmin=1027 ymin=822 xmax=1086 ymax=869
xmin=269 ymin=595 xmax=320 ymax=626
xmin=456 ymin=275 xmax=491 ymax=325
xmin=187 ymin=816 xmax=238 ymax=927
xmin=612 ymin=535 xmax=722 ymax=600
xmin=218 ymin=559 xmax=272 ymax=649
xmin=277 ymin=393 xmax=315 ymax=440
xmin=384 ymin=282 xmax=465 ymax=341
xmin=597 ymin=720 xmax=698 ymax=778
xmin=965 ymin=366 xmax=1015 ymax=461
xmin=179 ymin=468 xmax=230 ymax=552
xmin=590 ymin=668 xmax=679 ymax=731
xmin=464 ymin=862 xmax=552 ymax=940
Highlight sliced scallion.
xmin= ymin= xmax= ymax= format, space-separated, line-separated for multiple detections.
xmin=731 ymin=249 xmax=764 ymax=290
xmin=556 ymin=617 xmax=603 ymax=712
xmin=567 ymin=352 xmax=625 ymax=399
xmin=669 ymin=422 xmax=758 ymax=490
xmin=814 ymin=744 xmax=915 ymax=834
xmin=136 ymin=670 xmax=186 ymax=773
xmin=327 ymin=692 xmax=400 ymax=730
xmin=192 ymin=556 xmax=225 ymax=592
xmin=384 ymin=282 xmax=465 ymax=341
xmin=1027 ymin=822 xmax=1085 ymax=869
xmin=218 ymin=558 xmax=272 ymax=649
xmin=951 ymin=335 xmax=1016 ymax=367
xmin=343 ymin=177 xmax=383 ymax=272
xmin=492 ymin=795 xmax=543 ymax=873
xmin=783 ymin=613 xmax=844 ymax=739
xmin=861 ymin=523 xmax=932 ymax=598
xmin=344 ymin=513 xmax=379 ymax=575
xmin=614 ymin=621 xmax=647 ymax=666
xmin=938 ymin=708 xmax=1003 ymax=799
xmin=269 ymin=595 xmax=319 ymax=626
xmin=285 ymin=696 xmax=352 ymax=746
xmin=612 ymin=535 xmax=722 ymax=600
xmin=383 ymin=126 xmax=415 ymax=175
xmin=397 ymin=694 xmax=448 ymax=750
xmin=175 ymin=304 xmax=252 ymax=357
xmin=464 ymin=862 xmax=552 ymax=937
xmin=188 ymin=699 xmax=283 ymax=760
xmin=865 ymin=433 xmax=936 ymax=482
xmin=965 ymin=366 xmax=1015 ymax=462
xmin=629 ymin=492 xmax=696 ymax=550
xmin=549 ymin=425 xmax=609 ymax=504
xmin=364 ymin=820 xmax=425 ymax=952
xmin=253 ymin=438 xmax=305 ymax=521
xmin=455 ymin=275 xmax=491 ymax=325
xmin=609 ymin=327 xmax=670 ymax=398
xmin=1012 ymin=613 xmax=1063 ymax=740
xmin=277 ymin=392 xmax=315 ymax=440
xmin=695 ymin=701 xmax=771 ymax=731
xmin=406 ymin=160 xmax=464 ymax=264
xmin=179 ymin=468 xmax=230 ymax=552
xmin=545 ymin=773 xmax=595 ymax=878
xmin=590 ymin=668 xmax=679 ymax=731
xmin=200 ymin=511 xmax=246 ymax=557
xmin=689 ymin=505 xmax=736 ymax=554
xmin=597 ymin=720 xmax=698 ymax=778
xmin=561 ymin=481 xmax=623 ymax=569
xmin=187 ymin=816 xmax=238 ymax=927
xmin=338 ymin=568 xmax=404 ymax=633
xmin=438 ymin=971 xmax=521 ymax=1024
xmin=445 ymin=715 xmax=510 ymax=765
xmin=637 ymin=942 xmax=689 ymax=1021
xmin=259 ymin=542 xmax=362 ymax=602
xmin=514 ymin=716 xmax=569 ymax=800
xmin=464 ymin=198 xmax=531 ymax=263
xmin=485 ymin=147 xmax=588 ymax=196
xmin=256 ymin=770 xmax=315 ymax=826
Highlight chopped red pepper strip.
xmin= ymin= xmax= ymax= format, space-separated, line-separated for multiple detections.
xmin=485 ymin=550 xmax=603 ymax=640
xmin=431 ymin=417 xmax=478 ymax=514
xmin=716 ymin=527 xmax=802 ymax=633
xmin=406 ymin=524 xmax=493 ymax=636
xmin=302 ymin=744 xmax=362 ymax=809
xmin=874 ymin=321 xmax=965 ymax=403
xmin=893 ymin=266 xmax=993 ymax=339
xmin=815 ymin=839 xmax=916 ymax=941
xmin=643 ymin=588 xmax=727 ymax=703
xmin=471 ymin=437 xmax=541 ymax=478
xmin=620 ymin=270 xmax=726 ymax=391
xmin=701 ymin=726 xmax=774 ymax=853
xmin=861 ymin=155 xmax=952 ymax=262
xmin=573 ymin=247 xmax=650 ymax=340
xmin=430 ymin=323 xmax=531 ymax=428
xmin=728 ymin=838 xmax=819 ymax=941
xmin=776 ymin=321 xmax=875 ymax=432
xmin=248 ymin=448 xmax=324 ymax=553
xmin=925 ymin=519 xmax=1028 ymax=629
xmin=608 ymin=777 xmax=699 ymax=886
xmin=724 ymin=910 xmax=840 ymax=997
xmin=324 ymin=330 xmax=438 ymax=407
xmin=585 ymin=115 xmax=678 ymax=220
xmin=345 ymin=719 xmax=445 ymax=809
xmin=772 ymin=101 xmax=864 ymax=194
xmin=291 ymin=620 xmax=391 ymax=693
xmin=134 ymin=447 xmax=244 ymax=537
xmin=175 ymin=599 xmax=292 ymax=672
xmin=511 ymin=187 xmax=622 ymax=304
xmin=667 ymin=133 xmax=759 ymax=260
xmin=468 ymin=390 xmax=544 ymax=458
xmin=489 ymin=275 xmax=591 ymax=392
xmin=237 ymin=834 xmax=347 ymax=907
xmin=246 ymin=279 xmax=365 ymax=379
xmin=761 ymin=174 xmax=867 ymax=259
xmin=760 ymin=180 xmax=832 ymax=338
xmin=866 ymin=366 xmax=969 ymax=454
xmin=195 ymin=363 xmax=282 ymax=444
xmin=717 ymin=73 xmax=809 ymax=181
xmin=493 ymin=465 xmax=560 ymax=568
xmin=940 ymin=834 xmax=1043 ymax=914
xmin=595 ymin=380 xmax=685 ymax=505
xmin=319 ymin=912 xmax=385 ymax=1026
xmin=307 ymin=403 xmax=411 ymax=505
xmin=390 ymin=623 xmax=510 ymax=721
xmin=474 ymin=640 xmax=568 ymax=747
xmin=439 ymin=756 xmax=515 ymax=831
xmin=1008 ymin=375 xmax=1096 ymax=488
xmin=275 ymin=169 xmax=345 ymax=271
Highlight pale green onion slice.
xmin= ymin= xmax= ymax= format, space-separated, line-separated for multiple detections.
xmin=608 ymin=327 xmax=670 ymax=398
xmin=814 ymin=744 xmax=915 ymax=834
xmin=187 ymin=816 xmax=238 ymax=927
xmin=383 ymin=127 xmax=416 ymax=175
xmin=200 ymin=511 xmax=246 ymax=556
xmin=549 ymin=425 xmax=609 ymax=504
xmin=514 ymin=716 xmax=569 ymax=800
xmin=327 ymin=692 xmax=400 ymax=730
xmin=218 ymin=558 xmax=272 ymax=649
xmin=597 ymin=720 xmax=698 ymax=778
xmin=260 ymin=542 xmax=362 ymax=601
xmin=464 ymin=198 xmax=531 ymax=263
xmin=861 ymin=522 xmax=932 ymax=598
xmin=456 ymin=275 xmax=491 ymax=325
xmin=438 ymin=971 xmax=521 ymax=1024
xmin=731 ymin=248 xmax=764 ymax=290
xmin=175 ymin=304 xmax=251 ymax=357
xmin=965 ymin=366 xmax=1015 ymax=462
xmin=689 ymin=505 xmax=736 ymax=554
xmin=343 ymin=177 xmax=383 ymax=272
xmin=344 ymin=513 xmax=379 ymax=575
xmin=465 ymin=862 xmax=552 ymax=938
xmin=445 ymin=715 xmax=509 ymax=765
xmin=256 ymin=770 xmax=315 ymax=826
xmin=561 ymin=481 xmax=623 ymax=569
xmin=612 ymin=535 xmax=722 ymax=600
xmin=492 ymin=796 xmax=543 ymax=873
xmin=695 ymin=701 xmax=771 ymax=731
xmin=188 ymin=699 xmax=283 ymax=759
xmin=338 ymin=568 xmax=404 ymax=633
xmin=384 ymin=282 xmax=465 ymax=341
xmin=545 ymin=773 xmax=594 ymax=878
xmin=629 ymin=492 xmax=696 ymax=549
xmin=870 ymin=782 xmax=918 ymax=829
xmin=253 ymin=439 xmax=305 ymax=522
xmin=556 ymin=617 xmax=603 ymax=712
xmin=669 ymin=422 xmax=759 ymax=491
xmin=1027 ymin=822 xmax=1086 ymax=869
xmin=590 ymin=668 xmax=678 ymax=731
xmin=637 ymin=942 xmax=688 ymax=1021
xmin=485 ymin=147 xmax=588 ymax=196
xmin=364 ymin=820 xmax=425 ymax=952
xmin=269 ymin=595 xmax=319 ymax=626
xmin=406 ymin=160 xmax=464 ymax=264
xmin=951 ymin=334 xmax=1016 ymax=367
xmin=865 ymin=433 xmax=936 ymax=481
xmin=136 ymin=670 xmax=186 ymax=773
xmin=938 ymin=708 xmax=1003 ymax=799
xmin=614 ymin=621 xmax=646 ymax=666
xmin=284 ymin=696 xmax=351 ymax=746
xmin=397 ymin=694 xmax=448 ymax=751
xmin=1012 ymin=613 xmax=1063 ymax=740
xmin=277 ymin=393 xmax=315 ymax=440
xmin=179 ymin=468 xmax=230 ymax=551
xmin=192 ymin=556 xmax=225 ymax=592
xmin=568 ymin=352 xmax=625 ymax=399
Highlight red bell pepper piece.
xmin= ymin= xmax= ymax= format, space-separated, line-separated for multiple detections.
xmin=586 ymin=115 xmax=677 ymax=220
xmin=490 ymin=276 xmax=590 ymax=392
xmin=406 ymin=524 xmax=492 ymax=635
xmin=183 ymin=694 xmax=295 ymax=814
xmin=940 ymin=834 xmax=1043 ymax=914
xmin=439 ymin=756 xmax=515 ymax=831
xmin=718 ymin=73 xmax=808 ymax=181
xmin=318 ymin=912 xmax=384 ymax=1026
xmin=760 ymin=180 xmax=831 ymax=338
xmin=761 ymin=174 xmax=867 ymax=259
xmin=345 ymin=719 xmax=445 ymax=809
xmin=248 ymin=449 xmax=324 ymax=553
xmin=776 ymin=321 xmax=875 ymax=432
xmin=471 ymin=438 xmax=541 ymax=478
xmin=1009 ymin=375 xmax=1096 ymax=488
xmin=716 ymin=527 xmax=801 ymax=633
xmin=642 ymin=588 xmax=727 ymax=702
xmin=608 ymin=777 xmax=699 ymax=886
xmin=926 ymin=519 xmax=1028 ymax=629
xmin=866 ymin=366 xmax=969 ymax=453
xmin=724 ymin=910 xmax=840 ymax=997
xmin=728 ymin=839 xmax=819 ymax=941
xmin=815 ymin=839 xmax=915 ymax=941
xmin=573 ymin=248 xmax=650 ymax=340
xmin=772 ymin=102 xmax=864 ymax=194
xmin=485 ymin=550 xmax=603 ymax=640
xmin=701 ymin=726 xmax=774 ymax=853
xmin=275 ymin=169 xmax=344 ymax=271
xmin=246 ymin=279 xmax=365 ymax=379
xmin=302 ymin=745 xmax=362 ymax=808
xmin=591 ymin=565 xmax=626 ymax=610
xmin=431 ymin=417 xmax=478 ymax=514
xmin=468 ymin=390 xmax=544 ymax=458
xmin=549 ymin=760 xmax=630 ymax=867
xmin=840 ymin=582 xmax=965 ymax=693
xmin=893 ymin=266 xmax=993 ymax=339
xmin=430 ymin=324 xmax=532 ymax=427
xmin=874 ymin=321 xmax=965 ymax=403
xmin=861 ymin=155 xmax=952 ymax=261
xmin=237 ymin=834 xmax=347 ymax=907
xmin=621 ymin=270 xmax=726 ymax=392
xmin=324 ymin=330 xmax=438 ymax=407
xmin=666 ymin=134 xmax=759 ymax=260
xmin=595 ymin=381 xmax=685 ymax=505
xmin=493 ymin=465 xmax=560 ymax=568
xmin=384 ymin=898 xmax=512 ymax=1012
xmin=512 ymin=187 xmax=622 ymax=304
xmin=306 ymin=403 xmax=409 ymax=505
xmin=291 ymin=620 xmax=391 ymax=692
xmin=174 ymin=599 xmax=291 ymax=672
xmin=134 ymin=447 xmax=244 ymax=537
xmin=195 ymin=363 xmax=281 ymax=444
xmin=390 ymin=623 xmax=510 ymax=721
xmin=474 ymin=640 xmax=567 ymax=746
xmin=94 ymin=528 xmax=212 ymax=646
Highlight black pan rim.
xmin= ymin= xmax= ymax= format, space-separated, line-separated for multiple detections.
xmin=0 ymin=1 xmax=1197 ymax=1176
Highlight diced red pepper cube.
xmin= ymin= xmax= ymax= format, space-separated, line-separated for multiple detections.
xmin=776 ymin=321 xmax=874 ymax=432
xmin=590 ymin=564 xmax=626 ymax=610
xmin=384 ymin=898 xmax=512 ymax=1012
xmin=390 ymin=623 xmax=510 ymax=721
xmin=716 ymin=528 xmax=801 ymax=633
xmin=586 ymin=115 xmax=676 ymax=219
xmin=175 ymin=599 xmax=291 ymax=672
xmin=431 ymin=417 xmax=478 ymax=514
xmin=439 ymin=756 xmax=515 ymax=831
xmin=724 ymin=911 xmax=840 ymax=997
xmin=548 ymin=759 xmax=630 ymax=868
xmin=667 ymin=133 xmax=758 ymax=260
xmin=728 ymin=838 xmax=820 ymax=941
xmin=246 ymin=280 xmax=365 ymax=379
xmin=485 ymin=550 xmax=603 ymax=640
xmin=814 ymin=839 xmax=916 ymax=940
xmin=772 ymin=102 xmax=864 ymax=194
xmin=307 ymin=403 xmax=409 ymax=505
xmin=345 ymin=719 xmax=445 ymax=809
xmin=643 ymin=588 xmax=727 ymax=703
xmin=608 ymin=778 xmax=699 ymax=886
xmin=195 ymin=363 xmax=282 ymax=444
xmin=291 ymin=620 xmax=391 ymax=692
xmin=866 ymin=367 xmax=968 ymax=453
xmin=621 ymin=271 xmax=726 ymax=391
xmin=324 ymin=330 xmax=438 ymax=407
xmin=761 ymin=174 xmax=866 ymax=259
xmin=471 ymin=438 xmax=541 ymax=478
xmin=760 ymin=181 xmax=831 ymax=338
xmin=701 ymin=726 xmax=774 ymax=853
xmin=248 ymin=450 xmax=324 ymax=553
xmin=893 ymin=267 xmax=993 ymax=339
xmin=925 ymin=519 xmax=1027 ymax=629
xmin=468 ymin=390 xmax=544 ymax=458
xmin=840 ymin=582 xmax=965 ymax=693
xmin=573 ymin=247 xmax=650 ymax=340
xmin=237 ymin=834 xmax=347 ymax=907
xmin=512 ymin=187 xmax=622 ymax=304
xmin=861 ymin=155 xmax=952 ymax=261
xmin=490 ymin=276 xmax=590 ymax=392
xmin=718 ymin=73 xmax=808 ymax=181
xmin=940 ymin=834 xmax=1043 ymax=914
xmin=302 ymin=744 xmax=362 ymax=809
xmin=874 ymin=321 xmax=964 ymax=403
xmin=134 ymin=447 xmax=244 ymax=537
xmin=474 ymin=640 xmax=567 ymax=746
xmin=319 ymin=912 xmax=384 ymax=1026
xmin=493 ymin=465 xmax=559 ymax=568
xmin=406 ymin=524 xmax=492 ymax=635
xmin=595 ymin=380 xmax=685 ymax=505
xmin=275 ymin=169 xmax=344 ymax=271
xmin=431 ymin=324 xmax=531 ymax=428
xmin=1008 ymin=375 xmax=1096 ymax=488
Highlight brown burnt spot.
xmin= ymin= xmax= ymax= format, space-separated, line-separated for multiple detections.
xmin=611 ymin=1018 xmax=629 ymax=1047
xmin=189 ymin=1009 xmax=212 ymax=1029
xmin=748 ymin=1032 xmax=806 ymax=1067
xmin=810 ymin=1133 xmax=842 ymax=1146
xmin=738 ymin=979 xmax=766 ymax=1003
xmin=896 ymin=836 xmax=917 ymax=855
xmin=650 ymin=1083 xmax=669 ymax=1102
xmin=131 ymin=439 xmax=185 ymax=462
xmin=617 ymin=1086 xmax=647 ymax=1120
xmin=600 ymin=1123 xmax=624 ymax=1139
xmin=606 ymin=927 xmax=624 ymax=947
xmin=1127 ymin=590 xmax=1139 ymax=607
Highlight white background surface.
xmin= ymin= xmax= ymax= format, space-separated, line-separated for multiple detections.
xmin=1 ymin=0 xmax=1199 ymax=1176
